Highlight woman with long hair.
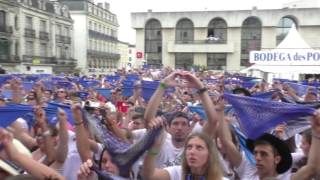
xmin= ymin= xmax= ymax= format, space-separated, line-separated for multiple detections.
xmin=143 ymin=132 xmax=228 ymax=180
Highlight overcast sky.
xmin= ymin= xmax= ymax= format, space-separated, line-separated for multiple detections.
xmin=95 ymin=0 xmax=299 ymax=44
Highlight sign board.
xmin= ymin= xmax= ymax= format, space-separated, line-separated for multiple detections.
xmin=136 ymin=52 xmax=143 ymax=59
xmin=250 ymin=50 xmax=320 ymax=65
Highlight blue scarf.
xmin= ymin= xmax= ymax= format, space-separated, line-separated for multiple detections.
xmin=224 ymin=93 xmax=315 ymax=139
xmin=83 ymin=111 xmax=162 ymax=177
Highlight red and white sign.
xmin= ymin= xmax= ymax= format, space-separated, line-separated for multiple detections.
xmin=136 ymin=52 xmax=143 ymax=59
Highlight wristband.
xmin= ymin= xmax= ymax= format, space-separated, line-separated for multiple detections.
xmin=147 ymin=149 xmax=159 ymax=156
xmin=159 ymin=82 xmax=168 ymax=89
xmin=197 ymin=87 xmax=207 ymax=94
xmin=75 ymin=121 xmax=84 ymax=126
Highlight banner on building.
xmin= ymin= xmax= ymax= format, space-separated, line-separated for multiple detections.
xmin=250 ymin=50 xmax=320 ymax=65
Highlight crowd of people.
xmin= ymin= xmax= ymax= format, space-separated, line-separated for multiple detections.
xmin=0 ymin=67 xmax=319 ymax=180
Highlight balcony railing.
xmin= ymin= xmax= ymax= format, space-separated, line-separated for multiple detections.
xmin=24 ymin=28 xmax=36 ymax=38
xmin=56 ymin=35 xmax=64 ymax=43
xmin=56 ymin=35 xmax=71 ymax=44
xmin=175 ymin=39 xmax=227 ymax=44
xmin=56 ymin=58 xmax=77 ymax=66
xmin=167 ymin=40 xmax=234 ymax=53
xmin=0 ymin=55 xmax=20 ymax=63
xmin=0 ymin=26 xmax=13 ymax=34
xmin=22 ymin=55 xmax=57 ymax=64
xmin=39 ymin=31 xmax=49 ymax=41
xmin=87 ymin=50 xmax=120 ymax=60
xmin=88 ymin=30 xmax=118 ymax=41
xmin=63 ymin=36 xmax=71 ymax=44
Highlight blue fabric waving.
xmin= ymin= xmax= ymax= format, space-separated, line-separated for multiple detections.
xmin=231 ymin=125 xmax=256 ymax=165
xmin=224 ymin=93 xmax=315 ymax=139
xmin=188 ymin=105 xmax=207 ymax=120
xmin=251 ymin=90 xmax=279 ymax=100
xmin=141 ymin=80 xmax=159 ymax=101
xmin=286 ymin=82 xmax=309 ymax=97
xmin=0 ymin=104 xmax=33 ymax=127
xmin=83 ymin=111 xmax=162 ymax=177
xmin=96 ymin=88 xmax=112 ymax=99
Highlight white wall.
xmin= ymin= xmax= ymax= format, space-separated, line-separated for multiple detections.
xmin=71 ymin=14 xmax=87 ymax=70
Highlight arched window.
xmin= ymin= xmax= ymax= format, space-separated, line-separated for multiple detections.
xmin=277 ymin=16 xmax=297 ymax=45
xmin=0 ymin=11 xmax=5 ymax=31
xmin=208 ymin=18 xmax=227 ymax=43
xmin=175 ymin=18 xmax=194 ymax=43
xmin=145 ymin=19 xmax=162 ymax=68
xmin=241 ymin=17 xmax=262 ymax=67
xmin=174 ymin=18 xmax=194 ymax=70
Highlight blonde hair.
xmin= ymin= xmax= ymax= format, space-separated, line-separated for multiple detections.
xmin=181 ymin=132 xmax=223 ymax=180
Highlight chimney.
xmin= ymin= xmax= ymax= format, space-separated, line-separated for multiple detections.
xmin=105 ymin=3 xmax=110 ymax=10
xmin=252 ymin=6 xmax=258 ymax=10
xmin=98 ymin=3 xmax=103 ymax=8
xmin=148 ymin=9 xmax=152 ymax=13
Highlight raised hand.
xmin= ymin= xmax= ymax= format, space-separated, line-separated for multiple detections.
xmin=161 ymin=71 xmax=183 ymax=88
xmin=0 ymin=128 xmax=19 ymax=161
xmin=71 ymin=104 xmax=83 ymax=123
xmin=34 ymin=107 xmax=47 ymax=126
xmin=179 ymin=72 xmax=204 ymax=89
xmin=57 ymin=108 xmax=68 ymax=122
xmin=77 ymin=159 xmax=97 ymax=180
xmin=312 ymin=110 xmax=320 ymax=135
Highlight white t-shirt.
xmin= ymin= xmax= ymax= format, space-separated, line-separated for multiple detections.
xmin=235 ymin=152 xmax=292 ymax=180
xmin=132 ymin=129 xmax=183 ymax=168
xmin=165 ymin=165 xmax=229 ymax=180
xmin=156 ymin=132 xmax=184 ymax=168
xmin=63 ymin=131 xmax=103 ymax=180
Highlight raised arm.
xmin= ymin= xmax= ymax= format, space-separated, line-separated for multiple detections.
xmin=217 ymin=114 xmax=242 ymax=167
xmin=142 ymin=117 xmax=170 ymax=180
xmin=0 ymin=128 xmax=64 ymax=180
xmin=10 ymin=78 xmax=23 ymax=104
xmin=35 ymin=107 xmax=56 ymax=165
xmin=291 ymin=110 xmax=320 ymax=180
xmin=72 ymin=104 xmax=92 ymax=162
xmin=54 ymin=108 xmax=69 ymax=163
xmin=144 ymin=72 xmax=180 ymax=124
xmin=182 ymin=72 xmax=220 ymax=136
xmin=8 ymin=120 xmax=38 ymax=150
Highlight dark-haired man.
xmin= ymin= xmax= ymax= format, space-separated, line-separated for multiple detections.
xmin=221 ymin=111 xmax=320 ymax=180
xmin=141 ymin=71 xmax=221 ymax=168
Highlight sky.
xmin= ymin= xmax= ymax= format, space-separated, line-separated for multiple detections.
xmin=95 ymin=0 xmax=301 ymax=44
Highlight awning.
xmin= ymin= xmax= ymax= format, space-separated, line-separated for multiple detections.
xmin=241 ymin=65 xmax=320 ymax=74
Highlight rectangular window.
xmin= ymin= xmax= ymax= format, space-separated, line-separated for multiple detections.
xmin=25 ymin=16 xmax=32 ymax=29
xmin=25 ymin=41 xmax=33 ymax=55
xmin=175 ymin=53 xmax=193 ymax=70
xmin=207 ymin=53 xmax=227 ymax=70
xmin=40 ymin=20 xmax=46 ymax=32
xmin=0 ymin=11 xmax=5 ymax=28
xmin=64 ymin=27 xmax=69 ymax=36
xmin=64 ymin=46 xmax=69 ymax=59
xmin=56 ymin=46 xmax=61 ymax=58
xmin=40 ymin=43 xmax=47 ymax=57
xmin=14 ymin=15 xmax=19 ymax=30
xmin=56 ymin=24 xmax=62 ymax=35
